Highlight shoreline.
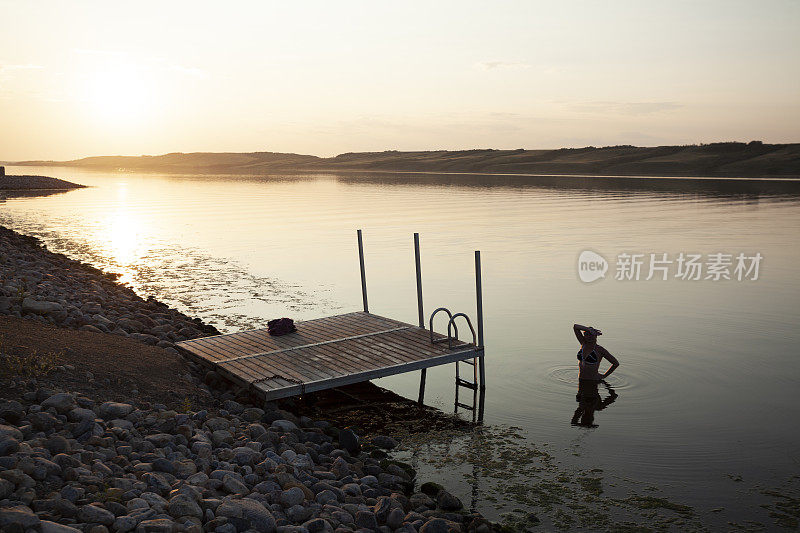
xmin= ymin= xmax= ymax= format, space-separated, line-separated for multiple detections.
xmin=0 ymin=223 xmax=492 ymax=533
xmin=9 ymin=142 xmax=800 ymax=179
xmin=0 ymin=174 xmax=86 ymax=191
xmin=9 ymin=163 xmax=800 ymax=181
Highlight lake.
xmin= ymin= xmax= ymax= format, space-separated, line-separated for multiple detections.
xmin=3 ymin=165 xmax=800 ymax=530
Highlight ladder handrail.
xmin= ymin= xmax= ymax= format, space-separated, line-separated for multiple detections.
xmin=447 ymin=312 xmax=477 ymax=349
xmin=429 ymin=307 xmax=458 ymax=344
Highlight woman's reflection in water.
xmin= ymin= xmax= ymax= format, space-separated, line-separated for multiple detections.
xmin=571 ymin=380 xmax=617 ymax=428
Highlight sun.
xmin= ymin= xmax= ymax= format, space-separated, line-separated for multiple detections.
xmin=84 ymin=64 xmax=153 ymax=124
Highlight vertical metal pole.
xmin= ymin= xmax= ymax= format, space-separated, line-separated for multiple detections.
xmin=414 ymin=233 xmax=424 ymax=328
xmin=475 ymin=250 xmax=484 ymax=347
xmin=357 ymin=229 xmax=368 ymax=313
xmin=418 ymin=369 xmax=427 ymax=404
xmin=475 ymin=250 xmax=486 ymax=392
xmin=415 ymin=233 xmax=427 ymax=404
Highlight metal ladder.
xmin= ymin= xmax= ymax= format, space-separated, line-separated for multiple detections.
xmin=429 ymin=307 xmax=480 ymax=419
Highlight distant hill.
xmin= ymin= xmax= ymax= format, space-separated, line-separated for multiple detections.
xmin=12 ymin=142 xmax=800 ymax=178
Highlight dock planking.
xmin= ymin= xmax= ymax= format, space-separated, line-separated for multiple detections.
xmin=175 ymin=311 xmax=483 ymax=400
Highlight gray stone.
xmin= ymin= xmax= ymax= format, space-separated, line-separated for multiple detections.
xmin=0 ymin=436 xmax=19 ymax=456
xmin=139 ymin=492 xmax=168 ymax=509
xmin=355 ymin=510 xmax=378 ymax=530
xmin=109 ymin=418 xmax=134 ymax=430
xmin=0 ymin=478 xmax=14 ymax=499
xmin=371 ymin=435 xmax=398 ymax=449
xmin=168 ymin=494 xmax=203 ymax=518
xmin=315 ymin=489 xmax=338 ymax=505
xmin=237 ymin=498 xmax=276 ymax=532
xmin=127 ymin=498 xmax=150 ymax=511
xmin=211 ymin=430 xmax=233 ymax=446
xmin=330 ymin=456 xmax=350 ymax=479
xmin=436 ymin=490 xmax=463 ymax=511
xmin=215 ymin=500 xmax=242 ymax=518
xmin=130 ymin=333 xmax=160 ymax=345
xmin=135 ymin=518 xmax=176 ymax=532
xmin=301 ymin=518 xmax=333 ymax=533
xmin=410 ymin=492 xmax=435 ymax=510
xmin=280 ymin=486 xmax=306 ymax=507
xmin=222 ymin=474 xmax=249 ymax=494
xmin=152 ymin=458 xmax=175 ymax=474
xmin=419 ymin=518 xmax=460 ymax=533
xmin=241 ymin=407 xmax=264 ymax=422
xmin=373 ymin=496 xmax=393 ymax=523
xmin=78 ymin=503 xmax=116 ymax=525
xmin=338 ymin=428 xmax=360 ymax=455
xmin=386 ymin=508 xmax=405 ymax=530
xmin=61 ymin=485 xmax=83 ymax=502
xmin=44 ymin=435 xmax=71 ymax=454
xmin=113 ymin=514 xmax=142 ymax=532
xmin=0 ymin=505 xmax=41 ymax=530
xmin=68 ymin=407 xmax=96 ymax=422
xmin=145 ymin=433 xmax=173 ymax=447
xmin=0 ymin=401 xmax=24 ymax=423
xmin=29 ymin=410 xmax=58 ymax=430
xmin=232 ymin=446 xmax=260 ymax=465
xmin=99 ymin=401 xmax=134 ymax=419
xmin=42 ymin=392 xmax=75 ymax=415
xmin=271 ymin=419 xmax=297 ymax=432
xmin=22 ymin=297 xmax=64 ymax=316
xmin=40 ymin=520 xmax=82 ymax=533
xmin=285 ymin=504 xmax=314 ymax=523
xmin=248 ymin=423 xmax=267 ymax=440
xmin=0 ymin=423 xmax=23 ymax=440
xmin=144 ymin=472 xmax=172 ymax=495
xmin=205 ymin=417 xmax=230 ymax=431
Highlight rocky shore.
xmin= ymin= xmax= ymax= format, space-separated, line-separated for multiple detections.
xmin=0 ymin=224 xmax=492 ymax=533
xmin=0 ymin=175 xmax=85 ymax=191
xmin=0 ymin=226 xmax=219 ymax=351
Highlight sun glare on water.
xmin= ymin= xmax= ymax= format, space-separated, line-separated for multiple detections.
xmin=105 ymin=184 xmax=142 ymax=285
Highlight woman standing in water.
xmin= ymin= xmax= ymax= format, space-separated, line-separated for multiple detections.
xmin=573 ymin=324 xmax=619 ymax=381
xmin=571 ymin=324 xmax=620 ymax=427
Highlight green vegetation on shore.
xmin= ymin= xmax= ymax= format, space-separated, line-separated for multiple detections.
xmin=10 ymin=141 xmax=800 ymax=178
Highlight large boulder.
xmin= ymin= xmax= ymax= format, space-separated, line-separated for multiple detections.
xmin=22 ymin=298 xmax=64 ymax=317
xmin=0 ymin=401 xmax=24 ymax=423
xmin=135 ymin=518 xmax=176 ymax=532
xmin=238 ymin=498 xmax=276 ymax=532
xmin=167 ymin=494 xmax=202 ymax=518
xmin=40 ymin=521 xmax=82 ymax=533
xmin=0 ymin=505 xmax=41 ymax=531
xmin=42 ymin=392 xmax=76 ymax=414
xmin=98 ymin=401 xmax=134 ymax=419
xmin=338 ymin=427 xmax=360 ymax=455
xmin=77 ymin=504 xmax=115 ymax=526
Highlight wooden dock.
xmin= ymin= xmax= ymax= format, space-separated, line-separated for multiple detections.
xmin=175 ymin=311 xmax=483 ymax=401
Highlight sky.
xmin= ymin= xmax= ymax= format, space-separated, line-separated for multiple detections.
xmin=1 ymin=0 xmax=798 ymax=160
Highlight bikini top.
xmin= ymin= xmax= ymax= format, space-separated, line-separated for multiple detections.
xmin=577 ymin=346 xmax=599 ymax=365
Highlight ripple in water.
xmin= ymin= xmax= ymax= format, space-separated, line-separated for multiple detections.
xmin=545 ymin=365 xmax=632 ymax=390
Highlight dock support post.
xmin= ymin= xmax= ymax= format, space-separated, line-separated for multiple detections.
xmin=357 ymin=229 xmax=368 ymax=313
xmin=475 ymin=250 xmax=486 ymax=392
xmin=415 ymin=233 xmax=427 ymax=404
xmin=414 ymin=233 xmax=424 ymax=328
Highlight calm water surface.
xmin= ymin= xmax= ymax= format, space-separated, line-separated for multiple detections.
xmin=3 ymin=166 xmax=800 ymax=529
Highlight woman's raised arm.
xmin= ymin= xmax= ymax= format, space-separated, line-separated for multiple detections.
xmin=573 ymin=324 xmax=587 ymax=344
